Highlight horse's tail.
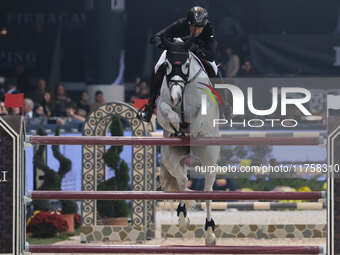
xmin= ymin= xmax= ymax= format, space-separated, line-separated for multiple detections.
xmin=159 ymin=162 xmax=195 ymax=210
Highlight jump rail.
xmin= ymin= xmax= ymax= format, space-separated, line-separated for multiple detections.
xmin=28 ymin=191 xmax=325 ymax=200
xmin=28 ymin=244 xmax=323 ymax=254
xmin=26 ymin=136 xmax=323 ymax=146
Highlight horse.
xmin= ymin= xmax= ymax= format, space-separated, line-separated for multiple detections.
xmin=156 ymin=37 xmax=221 ymax=245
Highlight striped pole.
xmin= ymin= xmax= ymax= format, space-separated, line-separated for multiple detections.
xmin=26 ymin=135 xmax=322 ymax=146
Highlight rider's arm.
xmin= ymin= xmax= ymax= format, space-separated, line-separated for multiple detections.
xmin=196 ymin=25 xmax=217 ymax=62
xmin=150 ymin=18 xmax=186 ymax=49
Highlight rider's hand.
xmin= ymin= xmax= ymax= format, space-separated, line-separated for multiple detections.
xmin=190 ymin=43 xmax=201 ymax=54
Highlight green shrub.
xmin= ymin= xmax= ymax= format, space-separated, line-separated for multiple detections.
xmin=61 ymin=200 xmax=78 ymax=214
xmin=32 ymin=127 xmax=77 ymax=214
xmin=97 ymin=117 xmax=130 ymax=219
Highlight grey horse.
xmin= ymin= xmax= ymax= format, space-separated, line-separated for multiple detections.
xmin=157 ymin=37 xmax=220 ymax=245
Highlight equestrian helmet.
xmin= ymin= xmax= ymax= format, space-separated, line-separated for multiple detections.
xmin=187 ymin=6 xmax=208 ymax=27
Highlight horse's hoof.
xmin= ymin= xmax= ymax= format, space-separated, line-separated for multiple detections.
xmin=205 ymin=232 xmax=216 ymax=245
xmin=178 ymin=215 xmax=190 ymax=230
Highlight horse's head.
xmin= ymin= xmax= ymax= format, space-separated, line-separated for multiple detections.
xmin=163 ymin=37 xmax=194 ymax=107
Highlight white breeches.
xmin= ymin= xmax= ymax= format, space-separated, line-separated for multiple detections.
xmin=154 ymin=50 xmax=218 ymax=75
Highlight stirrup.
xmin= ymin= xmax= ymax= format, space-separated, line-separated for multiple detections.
xmin=137 ymin=104 xmax=154 ymax=122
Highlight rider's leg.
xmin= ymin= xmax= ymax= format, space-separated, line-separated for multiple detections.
xmin=137 ymin=51 xmax=167 ymax=122
xmin=149 ymin=63 xmax=166 ymax=107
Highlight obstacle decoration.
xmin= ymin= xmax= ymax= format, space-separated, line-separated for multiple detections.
xmin=0 ymin=116 xmax=25 ymax=255
xmin=327 ymin=94 xmax=340 ymax=255
xmin=80 ymin=102 xmax=156 ymax=241
xmin=28 ymin=189 xmax=325 ymax=253
xmin=161 ymin=224 xmax=326 ymax=239
xmin=0 ymin=97 xmax=338 ymax=254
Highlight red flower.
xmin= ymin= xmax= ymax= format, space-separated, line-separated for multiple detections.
xmin=27 ymin=211 xmax=68 ymax=235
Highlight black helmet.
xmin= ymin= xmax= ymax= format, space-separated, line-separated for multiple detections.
xmin=187 ymin=6 xmax=208 ymax=27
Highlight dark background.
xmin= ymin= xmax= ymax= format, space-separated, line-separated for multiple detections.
xmin=0 ymin=0 xmax=339 ymax=83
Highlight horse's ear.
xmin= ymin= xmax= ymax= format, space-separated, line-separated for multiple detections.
xmin=184 ymin=35 xmax=195 ymax=50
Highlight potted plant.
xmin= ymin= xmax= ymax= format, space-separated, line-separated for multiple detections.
xmin=60 ymin=200 xmax=78 ymax=233
xmin=97 ymin=116 xmax=130 ymax=225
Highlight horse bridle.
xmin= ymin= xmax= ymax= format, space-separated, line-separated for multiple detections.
xmin=165 ymin=51 xmax=205 ymax=136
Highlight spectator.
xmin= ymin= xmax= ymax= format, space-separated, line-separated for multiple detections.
xmin=221 ymin=47 xmax=240 ymax=77
xmin=4 ymin=77 xmax=19 ymax=95
xmin=0 ymin=87 xmax=3 ymax=102
xmin=24 ymin=98 xmax=34 ymax=118
xmin=130 ymin=80 xmax=150 ymax=103
xmin=42 ymin=91 xmax=54 ymax=117
xmin=213 ymin=178 xmax=237 ymax=191
xmin=57 ymin=102 xmax=85 ymax=125
xmin=137 ymin=81 xmax=150 ymax=99
xmin=90 ymin=90 xmax=104 ymax=111
xmin=77 ymin=108 xmax=87 ymax=118
xmin=138 ymin=87 xmax=150 ymax=99
xmin=77 ymin=91 xmax=90 ymax=115
xmin=9 ymin=107 xmax=21 ymax=115
xmin=239 ymin=60 xmax=256 ymax=77
xmin=28 ymin=77 xmax=47 ymax=105
xmin=33 ymin=104 xmax=45 ymax=118
xmin=14 ymin=64 xmax=31 ymax=94
xmin=53 ymin=84 xmax=72 ymax=117
xmin=0 ymin=102 xmax=8 ymax=115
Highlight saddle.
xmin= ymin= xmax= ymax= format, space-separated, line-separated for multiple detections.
xmin=199 ymin=58 xmax=217 ymax=78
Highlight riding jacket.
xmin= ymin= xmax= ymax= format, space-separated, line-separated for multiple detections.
xmin=150 ymin=18 xmax=217 ymax=62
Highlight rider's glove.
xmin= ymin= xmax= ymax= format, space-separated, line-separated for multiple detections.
xmin=190 ymin=43 xmax=202 ymax=54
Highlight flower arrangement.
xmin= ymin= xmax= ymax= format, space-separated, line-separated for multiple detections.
xmin=26 ymin=211 xmax=68 ymax=237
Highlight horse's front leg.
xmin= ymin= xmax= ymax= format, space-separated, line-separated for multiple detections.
xmin=193 ymin=145 xmax=218 ymax=245
xmin=204 ymin=169 xmax=216 ymax=245
xmin=161 ymin=146 xmax=190 ymax=230
xmin=176 ymin=168 xmax=190 ymax=230
xmin=157 ymin=102 xmax=180 ymax=134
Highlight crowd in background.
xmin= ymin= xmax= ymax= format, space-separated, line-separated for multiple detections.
xmin=0 ymin=73 xmax=105 ymax=126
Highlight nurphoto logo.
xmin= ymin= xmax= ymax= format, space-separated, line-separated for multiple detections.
xmin=200 ymin=84 xmax=312 ymax=128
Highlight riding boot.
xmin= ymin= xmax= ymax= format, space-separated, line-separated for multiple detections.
xmin=137 ymin=64 xmax=166 ymax=122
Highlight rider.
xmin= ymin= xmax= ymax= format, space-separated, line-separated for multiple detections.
xmin=138 ymin=6 xmax=229 ymax=122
